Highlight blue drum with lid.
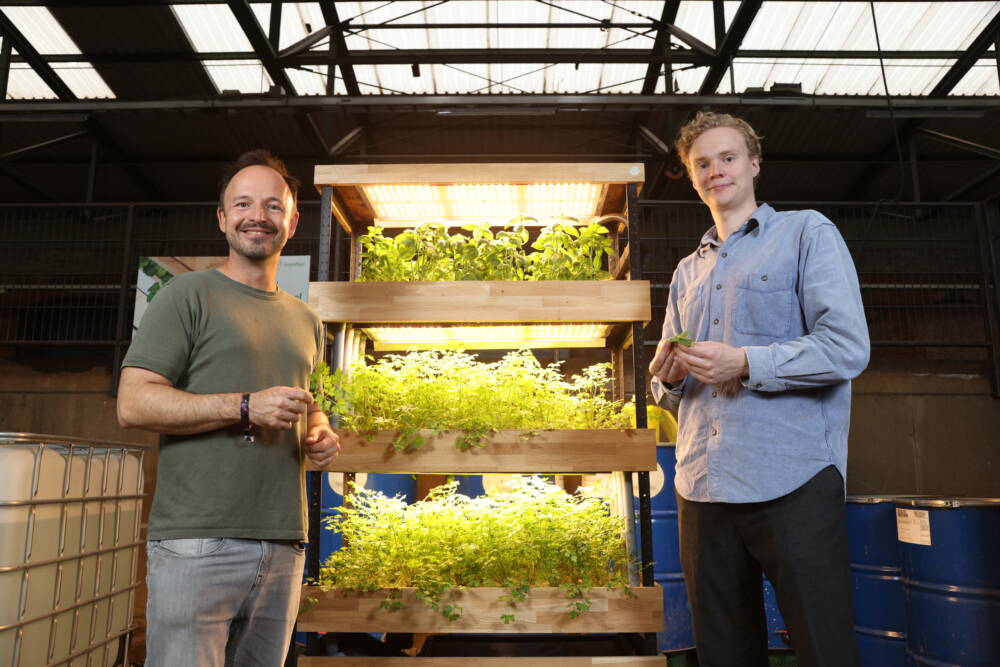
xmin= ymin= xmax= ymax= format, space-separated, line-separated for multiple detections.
xmin=895 ymin=497 xmax=1000 ymax=666
xmin=634 ymin=443 xmax=694 ymax=652
xmin=846 ymin=495 xmax=905 ymax=667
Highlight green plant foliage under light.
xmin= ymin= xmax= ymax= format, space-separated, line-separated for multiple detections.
xmin=310 ymin=349 xmax=635 ymax=451
xmin=358 ymin=220 xmax=613 ymax=282
xmin=316 ymin=476 xmax=635 ymax=623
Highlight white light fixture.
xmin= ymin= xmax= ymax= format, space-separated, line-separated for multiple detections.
xmin=361 ymin=323 xmax=613 ymax=350
xmin=362 ymin=182 xmax=605 ymax=226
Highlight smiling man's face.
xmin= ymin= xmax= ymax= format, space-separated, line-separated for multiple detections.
xmin=217 ymin=164 xmax=299 ymax=261
xmin=686 ymin=126 xmax=760 ymax=216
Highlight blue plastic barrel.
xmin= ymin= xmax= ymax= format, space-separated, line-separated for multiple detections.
xmin=762 ymin=577 xmax=788 ymax=649
xmin=895 ymin=497 xmax=1000 ymax=666
xmin=845 ymin=495 xmax=906 ymax=667
xmin=634 ymin=443 xmax=694 ymax=652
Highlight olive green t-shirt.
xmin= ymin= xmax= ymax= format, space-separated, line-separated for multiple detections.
xmin=123 ymin=269 xmax=323 ymax=541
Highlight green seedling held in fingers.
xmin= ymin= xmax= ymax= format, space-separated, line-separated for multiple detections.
xmin=668 ymin=331 xmax=694 ymax=347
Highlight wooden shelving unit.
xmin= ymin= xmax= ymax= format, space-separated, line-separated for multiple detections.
xmin=301 ymin=163 xmax=662 ymax=666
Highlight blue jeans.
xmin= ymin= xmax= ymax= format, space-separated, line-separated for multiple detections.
xmin=145 ymin=538 xmax=305 ymax=667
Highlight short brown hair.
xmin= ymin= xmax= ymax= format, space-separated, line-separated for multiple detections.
xmin=675 ymin=111 xmax=763 ymax=170
xmin=218 ymin=149 xmax=300 ymax=211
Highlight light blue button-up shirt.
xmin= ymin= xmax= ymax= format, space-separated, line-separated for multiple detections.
xmin=651 ymin=204 xmax=870 ymax=503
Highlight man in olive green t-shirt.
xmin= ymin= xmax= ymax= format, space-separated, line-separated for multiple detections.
xmin=118 ymin=149 xmax=340 ymax=667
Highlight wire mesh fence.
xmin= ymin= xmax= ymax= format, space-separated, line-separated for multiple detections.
xmin=0 ymin=201 xmax=996 ymax=387
xmin=635 ymin=201 xmax=998 ymax=381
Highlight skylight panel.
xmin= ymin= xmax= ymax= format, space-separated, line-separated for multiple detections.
xmin=336 ymin=2 xmax=429 ymax=27
xmin=431 ymin=63 xmax=491 ymax=94
xmin=286 ymin=64 xmax=345 ymax=95
xmin=951 ymin=60 xmax=1000 ymax=95
xmin=592 ymin=63 xmax=646 ymax=93
xmin=494 ymin=1 xmax=552 ymax=24
xmin=720 ymin=58 xmax=956 ymax=96
xmin=655 ymin=63 xmax=706 ymax=94
xmin=249 ymin=2 xmax=326 ymax=52
xmin=544 ymin=62 xmax=606 ymax=93
xmin=205 ymin=60 xmax=275 ymax=94
xmin=1 ymin=6 xmax=115 ymax=99
xmin=5 ymin=59 xmax=57 ymax=100
xmin=172 ymin=4 xmax=254 ymax=52
xmin=371 ymin=64 xmax=438 ymax=94
xmin=486 ymin=63 xmax=548 ymax=93
xmin=427 ymin=27 xmax=487 ymax=50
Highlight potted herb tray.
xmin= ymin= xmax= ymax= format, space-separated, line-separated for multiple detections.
xmin=306 ymin=428 xmax=656 ymax=474
xmin=298 ymin=585 xmax=663 ymax=634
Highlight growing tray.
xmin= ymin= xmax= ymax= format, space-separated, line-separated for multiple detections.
xmin=298 ymin=585 xmax=663 ymax=634
xmin=308 ymin=280 xmax=651 ymax=325
xmin=305 ymin=428 xmax=656 ymax=474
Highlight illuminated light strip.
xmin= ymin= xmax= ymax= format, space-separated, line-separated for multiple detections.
xmin=363 ymin=182 xmax=603 ymax=223
xmin=361 ymin=324 xmax=613 ymax=350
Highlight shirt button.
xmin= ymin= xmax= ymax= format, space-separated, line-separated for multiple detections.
xmin=713 ymin=318 xmax=719 ymax=325
xmin=711 ymin=391 xmax=718 ymax=398
xmin=756 ymin=383 xmax=763 ymax=388
xmin=721 ymin=252 xmax=728 ymax=258
xmin=761 ymin=275 xmax=768 ymax=281
xmin=715 ymin=284 xmax=722 ymax=290
xmin=711 ymin=428 xmax=718 ymax=436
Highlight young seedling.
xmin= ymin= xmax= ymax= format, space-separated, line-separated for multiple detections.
xmin=668 ymin=331 xmax=694 ymax=347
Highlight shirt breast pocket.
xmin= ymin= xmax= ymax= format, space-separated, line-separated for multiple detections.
xmin=733 ymin=271 xmax=794 ymax=338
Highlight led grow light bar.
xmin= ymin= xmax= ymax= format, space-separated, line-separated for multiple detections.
xmin=361 ymin=323 xmax=614 ymax=351
xmin=363 ymin=182 xmax=604 ymax=226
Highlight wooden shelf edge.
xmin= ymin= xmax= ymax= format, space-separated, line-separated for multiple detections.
xmin=298 ymin=586 xmax=663 ymax=634
xmin=308 ymin=280 xmax=651 ymax=325
xmin=307 ymin=428 xmax=657 ymax=473
xmin=299 ymin=658 xmax=667 ymax=666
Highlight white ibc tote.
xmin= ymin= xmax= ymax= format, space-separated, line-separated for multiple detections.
xmin=0 ymin=433 xmax=148 ymax=667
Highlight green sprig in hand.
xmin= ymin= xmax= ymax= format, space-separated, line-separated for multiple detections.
xmin=667 ymin=331 xmax=694 ymax=347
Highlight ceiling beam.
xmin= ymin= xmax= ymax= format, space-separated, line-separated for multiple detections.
xmin=642 ymin=0 xmax=681 ymax=95
xmin=226 ymin=0 xmax=296 ymax=94
xmin=847 ymin=12 xmax=1000 ymax=198
xmin=0 ymin=163 xmax=58 ymax=200
xmin=929 ymin=11 xmax=1000 ymax=97
xmin=0 ymin=0 xmax=957 ymax=4
xmin=914 ymin=128 xmax=1000 ymax=161
xmin=16 ymin=48 xmax=996 ymax=66
xmin=0 ymin=130 xmax=89 ymax=161
xmin=1 ymin=94 xmax=996 ymax=114
xmin=0 ymin=9 xmax=75 ymax=100
xmin=698 ymin=0 xmax=764 ymax=95
xmin=319 ymin=1 xmax=360 ymax=97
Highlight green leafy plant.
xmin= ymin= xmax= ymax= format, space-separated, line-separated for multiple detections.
xmin=317 ymin=476 xmax=636 ymax=623
xmin=310 ymin=350 xmax=634 ymax=451
xmin=358 ymin=220 xmax=613 ymax=282
xmin=528 ymin=219 xmax=613 ymax=281
xmin=668 ymin=331 xmax=694 ymax=347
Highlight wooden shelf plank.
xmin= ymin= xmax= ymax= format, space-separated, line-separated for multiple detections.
xmin=308 ymin=281 xmax=651 ymax=324
xmin=299 ymin=658 xmax=666 ymax=666
xmin=315 ymin=163 xmax=645 ymax=186
xmin=306 ymin=429 xmax=656 ymax=473
xmin=298 ymin=586 xmax=663 ymax=634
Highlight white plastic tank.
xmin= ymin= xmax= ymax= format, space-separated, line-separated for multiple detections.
xmin=0 ymin=434 xmax=146 ymax=667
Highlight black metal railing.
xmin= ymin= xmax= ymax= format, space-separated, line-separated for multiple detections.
xmin=636 ymin=201 xmax=999 ymax=393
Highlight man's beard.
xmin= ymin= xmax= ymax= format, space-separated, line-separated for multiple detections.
xmin=226 ymin=221 xmax=286 ymax=260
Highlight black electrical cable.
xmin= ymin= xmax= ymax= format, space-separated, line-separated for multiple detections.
xmin=870 ymin=0 xmax=907 ymax=203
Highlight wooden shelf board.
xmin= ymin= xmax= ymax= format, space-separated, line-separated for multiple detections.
xmin=309 ymin=281 xmax=651 ymax=325
xmin=299 ymin=586 xmax=663 ymax=634
xmin=306 ymin=429 xmax=656 ymax=473
xmin=314 ymin=163 xmax=645 ymax=187
xmin=299 ymin=658 xmax=666 ymax=666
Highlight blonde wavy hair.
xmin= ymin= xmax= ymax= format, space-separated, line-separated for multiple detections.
xmin=675 ymin=111 xmax=763 ymax=172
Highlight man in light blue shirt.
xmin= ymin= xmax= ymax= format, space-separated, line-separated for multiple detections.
xmin=649 ymin=111 xmax=869 ymax=666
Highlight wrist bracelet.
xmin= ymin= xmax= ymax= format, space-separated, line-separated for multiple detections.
xmin=240 ymin=393 xmax=254 ymax=443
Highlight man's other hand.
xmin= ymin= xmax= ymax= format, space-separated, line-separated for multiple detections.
xmin=673 ymin=341 xmax=749 ymax=386
xmin=304 ymin=426 xmax=340 ymax=468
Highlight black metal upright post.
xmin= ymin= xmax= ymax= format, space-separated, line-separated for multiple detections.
xmin=0 ymin=38 xmax=11 ymax=101
xmin=111 ymin=205 xmax=135 ymax=397
xmin=626 ymin=183 xmax=654 ymax=589
xmin=976 ymin=204 xmax=1000 ymax=397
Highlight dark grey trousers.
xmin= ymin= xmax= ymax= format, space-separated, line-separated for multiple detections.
xmin=677 ymin=465 xmax=860 ymax=667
